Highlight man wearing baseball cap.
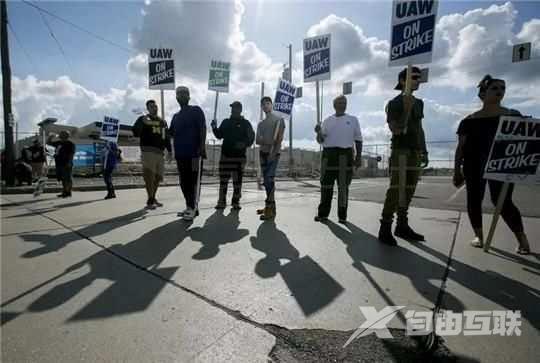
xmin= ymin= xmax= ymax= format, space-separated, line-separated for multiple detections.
xmin=379 ymin=66 xmax=428 ymax=246
xmin=211 ymin=101 xmax=255 ymax=210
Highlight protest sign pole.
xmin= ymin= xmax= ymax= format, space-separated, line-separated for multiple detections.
xmin=316 ymin=80 xmax=322 ymax=154
xmin=321 ymin=80 xmax=324 ymax=119
xmin=398 ymin=63 xmax=413 ymax=208
xmin=288 ymin=44 xmax=294 ymax=177
xmin=483 ymin=182 xmax=510 ymax=252
xmin=256 ymin=82 xmax=264 ymax=189
xmin=160 ymin=89 xmax=165 ymax=120
xmin=213 ymin=90 xmax=219 ymax=122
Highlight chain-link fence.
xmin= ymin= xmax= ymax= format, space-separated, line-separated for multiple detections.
xmin=363 ymin=140 xmax=457 ymax=177
xmin=2 ymin=130 xmax=457 ymax=178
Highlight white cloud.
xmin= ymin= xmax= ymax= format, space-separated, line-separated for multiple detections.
xmin=1 ymin=75 xmax=158 ymax=133
xmin=3 ymin=0 xmax=538 ymax=162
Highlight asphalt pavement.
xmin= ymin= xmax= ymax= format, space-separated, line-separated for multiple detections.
xmin=1 ymin=179 xmax=539 ymax=362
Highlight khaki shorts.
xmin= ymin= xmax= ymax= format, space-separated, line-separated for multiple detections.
xmin=141 ymin=151 xmax=164 ymax=179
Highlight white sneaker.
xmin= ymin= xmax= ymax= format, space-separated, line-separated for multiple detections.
xmin=470 ymin=237 xmax=483 ymax=248
xmin=33 ymin=178 xmax=46 ymax=197
xmin=182 ymin=208 xmax=196 ymax=221
xmin=177 ymin=208 xmax=189 ymax=217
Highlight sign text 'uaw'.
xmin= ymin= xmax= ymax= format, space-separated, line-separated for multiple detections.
xmin=389 ymin=0 xmax=439 ymax=67
xmin=273 ymin=78 xmax=297 ymax=118
xmin=484 ymin=116 xmax=540 ymax=185
xmin=149 ymin=48 xmax=175 ymax=90
xmin=100 ymin=116 xmax=120 ymax=143
xmin=208 ymin=60 xmax=231 ymax=93
xmin=303 ymin=34 xmax=331 ymax=82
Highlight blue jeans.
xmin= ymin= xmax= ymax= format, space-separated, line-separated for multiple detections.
xmin=103 ymin=168 xmax=114 ymax=193
xmin=260 ymin=152 xmax=280 ymax=203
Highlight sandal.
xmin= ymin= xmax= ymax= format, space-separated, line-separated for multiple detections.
xmin=470 ymin=237 xmax=483 ymax=248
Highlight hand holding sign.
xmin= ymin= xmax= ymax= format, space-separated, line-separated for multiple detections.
xmin=453 ymin=170 xmax=465 ymax=188
xmin=419 ymin=152 xmax=429 ymax=168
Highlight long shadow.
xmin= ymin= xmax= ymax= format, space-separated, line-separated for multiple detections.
xmin=411 ymin=242 xmax=540 ymax=331
xmin=20 ymin=209 xmax=149 ymax=258
xmin=489 ymin=247 xmax=540 ymax=271
xmin=6 ymin=199 xmax=104 ymax=219
xmin=188 ymin=209 xmax=249 ymax=260
xmin=0 ymin=196 xmax=57 ymax=208
xmin=18 ymin=219 xmax=190 ymax=322
xmin=251 ymin=221 xmax=344 ymax=316
xmin=324 ymin=220 xmax=465 ymax=313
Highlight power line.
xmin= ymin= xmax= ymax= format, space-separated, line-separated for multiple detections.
xmin=7 ymin=21 xmax=39 ymax=73
xmin=37 ymin=8 xmax=72 ymax=70
xmin=21 ymin=0 xmax=133 ymax=54
xmin=33 ymin=6 xmax=104 ymax=123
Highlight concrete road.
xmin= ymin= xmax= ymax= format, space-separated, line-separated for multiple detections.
xmin=1 ymin=181 xmax=539 ymax=362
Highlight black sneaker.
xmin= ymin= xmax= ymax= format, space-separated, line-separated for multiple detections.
xmin=395 ymin=224 xmax=425 ymax=241
xmin=215 ymin=201 xmax=226 ymax=209
xmin=314 ymin=215 xmax=328 ymax=222
xmin=153 ymin=199 xmax=163 ymax=207
xmin=378 ymin=223 xmax=398 ymax=246
xmin=231 ymin=203 xmax=241 ymax=210
xmin=146 ymin=199 xmax=156 ymax=210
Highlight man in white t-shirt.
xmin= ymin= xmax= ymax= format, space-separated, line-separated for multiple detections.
xmin=314 ymin=95 xmax=363 ymax=223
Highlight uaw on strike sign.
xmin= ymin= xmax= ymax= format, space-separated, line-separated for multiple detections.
xmin=303 ymin=34 xmax=331 ymax=82
xmin=273 ymin=78 xmax=296 ymax=118
xmin=484 ymin=116 xmax=540 ymax=185
xmin=208 ymin=60 xmax=231 ymax=93
xmin=389 ymin=0 xmax=438 ymax=66
xmin=148 ymin=48 xmax=175 ymax=90
xmin=100 ymin=116 xmax=120 ymax=143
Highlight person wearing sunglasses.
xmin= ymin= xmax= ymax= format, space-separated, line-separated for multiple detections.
xmin=378 ymin=66 xmax=428 ymax=246
xmin=453 ymin=75 xmax=531 ymax=254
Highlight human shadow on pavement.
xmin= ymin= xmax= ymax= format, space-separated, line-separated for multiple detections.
xmin=189 ymin=209 xmax=249 ymax=260
xmin=23 ymin=219 xmax=190 ymax=321
xmin=489 ymin=247 xmax=540 ymax=271
xmin=5 ymin=199 xmax=103 ymax=219
xmin=0 ymin=196 xmax=57 ymax=208
xmin=20 ymin=209 xmax=148 ymax=258
xmin=411 ymin=242 xmax=540 ymax=331
xmin=324 ymin=220 xmax=465 ymax=313
xmin=251 ymin=221 xmax=344 ymax=316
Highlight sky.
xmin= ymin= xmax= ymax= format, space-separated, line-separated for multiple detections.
xmin=2 ymin=0 xmax=540 ymax=161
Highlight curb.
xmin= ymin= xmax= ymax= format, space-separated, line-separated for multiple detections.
xmin=1 ymin=177 xmax=310 ymax=195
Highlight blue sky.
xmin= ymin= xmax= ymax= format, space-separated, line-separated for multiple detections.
xmin=7 ymin=1 xmax=539 ymax=91
xmin=3 ymin=0 xmax=540 ymax=158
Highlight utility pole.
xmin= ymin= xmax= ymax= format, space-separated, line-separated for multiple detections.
xmin=287 ymin=44 xmax=294 ymax=177
xmin=1 ymin=0 xmax=15 ymax=186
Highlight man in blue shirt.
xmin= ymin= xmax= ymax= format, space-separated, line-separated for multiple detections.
xmin=170 ymin=86 xmax=207 ymax=221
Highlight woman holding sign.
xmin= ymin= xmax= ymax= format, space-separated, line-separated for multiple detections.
xmin=453 ymin=75 xmax=531 ymax=254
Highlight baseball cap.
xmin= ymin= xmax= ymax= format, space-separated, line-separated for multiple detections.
xmin=394 ymin=66 xmax=422 ymax=90
xmin=230 ymin=101 xmax=242 ymax=108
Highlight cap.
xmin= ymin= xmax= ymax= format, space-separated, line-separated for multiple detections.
xmin=394 ymin=66 xmax=421 ymax=90
xmin=230 ymin=101 xmax=242 ymax=108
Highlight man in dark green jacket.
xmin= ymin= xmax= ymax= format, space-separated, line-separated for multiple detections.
xmin=211 ymin=101 xmax=255 ymax=209
xmin=379 ymin=66 xmax=429 ymax=246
